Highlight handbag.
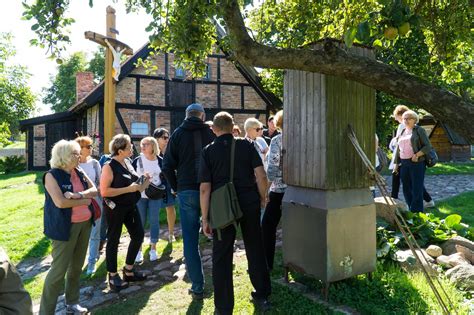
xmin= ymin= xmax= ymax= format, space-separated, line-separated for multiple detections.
xmin=425 ymin=149 xmax=438 ymax=168
xmin=137 ymin=156 xmax=166 ymax=200
xmin=90 ymin=198 xmax=101 ymax=220
xmin=145 ymin=182 xmax=166 ymax=200
xmin=209 ymin=138 xmax=243 ymax=240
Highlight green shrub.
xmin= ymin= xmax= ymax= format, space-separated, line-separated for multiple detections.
xmin=0 ymin=156 xmax=26 ymax=174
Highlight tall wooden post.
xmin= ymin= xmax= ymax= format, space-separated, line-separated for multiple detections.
xmin=104 ymin=6 xmax=116 ymax=153
xmin=85 ymin=6 xmax=133 ymax=154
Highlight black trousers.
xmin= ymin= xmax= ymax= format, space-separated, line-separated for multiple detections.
xmin=391 ymin=170 xmax=432 ymax=202
xmin=105 ymin=206 xmax=144 ymax=273
xmin=262 ymin=191 xmax=285 ymax=270
xmin=212 ymin=201 xmax=271 ymax=314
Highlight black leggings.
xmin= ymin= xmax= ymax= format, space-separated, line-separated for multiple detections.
xmin=105 ymin=206 xmax=144 ymax=273
xmin=391 ymin=171 xmax=432 ymax=202
xmin=261 ymin=191 xmax=285 ymax=270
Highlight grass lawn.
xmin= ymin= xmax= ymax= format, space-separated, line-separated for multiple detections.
xmin=1 ymin=171 xmax=472 ymax=313
xmin=426 ymin=161 xmax=474 ymax=175
xmin=431 ymin=191 xmax=474 ymax=227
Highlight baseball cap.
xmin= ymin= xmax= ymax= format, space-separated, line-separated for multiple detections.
xmin=185 ymin=103 xmax=205 ymax=113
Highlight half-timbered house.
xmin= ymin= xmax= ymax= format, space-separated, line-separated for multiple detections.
xmin=20 ymin=44 xmax=282 ymax=170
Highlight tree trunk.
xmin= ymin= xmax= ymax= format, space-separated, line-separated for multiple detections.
xmin=220 ymin=0 xmax=474 ymax=143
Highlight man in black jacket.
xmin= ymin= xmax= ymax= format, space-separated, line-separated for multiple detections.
xmin=162 ymin=103 xmax=215 ymax=299
xmin=199 ymin=112 xmax=271 ymax=314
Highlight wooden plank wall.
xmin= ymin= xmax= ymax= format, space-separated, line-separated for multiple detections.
xmin=283 ymin=44 xmax=375 ymax=190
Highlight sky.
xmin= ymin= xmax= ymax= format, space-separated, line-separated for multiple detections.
xmin=1 ymin=1 xmax=153 ymax=116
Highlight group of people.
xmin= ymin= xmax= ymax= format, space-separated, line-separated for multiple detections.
xmin=39 ymin=100 xmax=433 ymax=314
xmin=40 ymin=103 xmax=283 ymax=315
xmin=40 ymin=128 xmax=178 ymax=314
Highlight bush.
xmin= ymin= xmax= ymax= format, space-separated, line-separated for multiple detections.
xmin=0 ymin=155 xmax=26 ymax=174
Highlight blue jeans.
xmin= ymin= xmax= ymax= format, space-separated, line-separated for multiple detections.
xmin=178 ymin=190 xmax=204 ymax=293
xmin=137 ymin=198 xmax=161 ymax=244
xmin=400 ymin=159 xmax=425 ymax=212
xmin=88 ymin=197 xmax=103 ymax=267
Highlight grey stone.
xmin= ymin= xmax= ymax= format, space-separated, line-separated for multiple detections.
xmin=447 ymin=253 xmax=470 ymax=267
xmin=276 ymin=241 xmax=283 ymax=248
xmin=235 ymin=250 xmax=246 ymax=257
xmin=426 ymin=245 xmax=442 ymax=258
xmin=441 ymin=236 xmax=474 ymax=256
xmin=79 ymin=286 xmax=95 ymax=297
xmin=158 ymin=270 xmax=173 ymax=279
xmin=153 ymin=261 xmax=173 ymax=271
xmin=202 ymin=249 xmax=212 ymax=256
xmin=374 ymin=197 xmax=408 ymax=226
xmin=178 ymin=264 xmax=186 ymax=271
xmin=436 ymin=255 xmax=452 ymax=268
xmin=147 ymin=275 xmax=157 ymax=280
xmin=455 ymin=245 xmax=474 ymax=264
xmin=119 ymin=285 xmax=141 ymax=295
xmin=202 ymin=255 xmax=212 ymax=262
xmin=144 ymin=280 xmax=159 ymax=287
xmin=395 ymin=249 xmax=437 ymax=275
xmin=446 ymin=264 xmax=474 ymax=290
xmin=203 ymin=260 xmax=213 ymax=269
xmin=82 ymin=292 xmax=118 ymax=309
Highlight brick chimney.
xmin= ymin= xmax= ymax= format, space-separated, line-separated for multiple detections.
xmin=76 ymin=72 xmax=95 ymax=102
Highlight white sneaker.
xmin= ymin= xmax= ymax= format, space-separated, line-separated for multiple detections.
xmin=86 ymin=263 xmax=95 ymax=276
xmin=66 ymin=304 xmax=88 ymax=314
xmin=149 ymin=249 xmax=158 ymax=262
xmin=135 ymin=251 xmax=144 ymax=264
xmin=424 ymin=200 xmax=436 ymax=208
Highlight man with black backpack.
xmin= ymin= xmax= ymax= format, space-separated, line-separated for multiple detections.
xmin=199 ymin=112 xmax=271 ymax=314
xmin=162 ymin=103 xmax=215 ymax=300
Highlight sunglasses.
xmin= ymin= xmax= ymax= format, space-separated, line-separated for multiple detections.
xmin=255 ymin=128 xmax=263 ymax=132
xmin=82 ymin=145 xmax=92 ymax=149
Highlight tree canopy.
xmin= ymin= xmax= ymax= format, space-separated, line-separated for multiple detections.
xmin=23 ymin=0 xmax=473 ymax=141
xmin=0 ymin=32 xmax=35 ymax=141
xmin=43 ymin=49 xmax=104 ymax=113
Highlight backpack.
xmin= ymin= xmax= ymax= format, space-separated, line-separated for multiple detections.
xmin=209 ymin=138 xmax=243 ymax=240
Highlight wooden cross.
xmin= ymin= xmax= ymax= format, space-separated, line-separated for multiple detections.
xmin=85 ymin=6 xmax=133 ymax=154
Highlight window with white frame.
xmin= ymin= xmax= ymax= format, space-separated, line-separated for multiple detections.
xmin=131 ymin=122 xmax=149 ymax=135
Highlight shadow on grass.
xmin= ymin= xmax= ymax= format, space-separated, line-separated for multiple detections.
xmin=272 ymin=251 xmax=429 ymax=314
xmin=18 ymin=236 xmax=51 ymax=265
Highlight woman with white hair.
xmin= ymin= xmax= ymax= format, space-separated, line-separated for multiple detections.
xmin=132 ymin=137 xmax=163 ymax=263
xmin=101 ymin=134 xmax=150 ymax=292
xmin=40 ymin=140 xmax=98 ymax=315
xmin=244 ymin=118 xmax=269 ymax=166
xmin=394 ymin=110 xmax=433 ymax=212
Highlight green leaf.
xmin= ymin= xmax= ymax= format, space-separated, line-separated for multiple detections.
xmin=89 ymin=0 xmax=94 ymax=8
xmin=356 ymin=21 xmax=370 ymax=43
xmin=373 ymin=39 xmax=382 ymax=48
xmin=344 ymin=26 xmax=357 ymax=48
xmin=445 ymin=214 xmax=462 ymax=229
xmin=31 ymin=24 xmax=39 ymax=31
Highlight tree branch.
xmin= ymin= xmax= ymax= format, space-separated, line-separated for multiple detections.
xmin=220 ymin=0 xmax=474 ymax=143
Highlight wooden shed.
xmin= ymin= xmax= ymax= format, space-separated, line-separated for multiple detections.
xmin=418 ymin=116 xmax=471 ymax=162
xmin=20 ymin=44 xmax=281 ymax=170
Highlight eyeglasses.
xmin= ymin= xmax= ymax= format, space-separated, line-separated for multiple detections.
xmin=82 ymin=145 xmax=92 ymax=149
xmin=255 ymin=128 xmax=263 ymax=132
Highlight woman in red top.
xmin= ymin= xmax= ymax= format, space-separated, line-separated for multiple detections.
xmin=40 ymin=140 xmax=97 ymax=315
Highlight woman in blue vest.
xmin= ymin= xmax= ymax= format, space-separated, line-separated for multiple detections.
xmin=40 ymin=140 xmax=98 ymax=315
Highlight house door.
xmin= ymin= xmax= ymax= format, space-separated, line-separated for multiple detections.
xmin=169 ymin=81 xmax=194 ymax=132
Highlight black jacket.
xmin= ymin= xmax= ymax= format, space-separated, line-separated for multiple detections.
xmin=162 ymin=117 xmax=215 ymax=192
